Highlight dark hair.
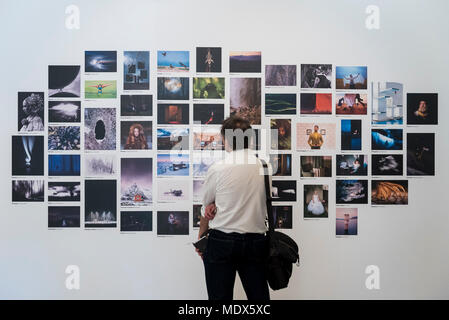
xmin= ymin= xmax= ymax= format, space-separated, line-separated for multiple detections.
xmin=221 ymin=116 xmax=253 ymax=150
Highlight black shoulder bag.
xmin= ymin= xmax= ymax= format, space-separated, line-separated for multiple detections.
xmin=261 ymin=159 xmax=300 ymax=290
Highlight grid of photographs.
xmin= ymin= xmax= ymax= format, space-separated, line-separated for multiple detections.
xmin=11 ymin=48 xmax=437 ymax=239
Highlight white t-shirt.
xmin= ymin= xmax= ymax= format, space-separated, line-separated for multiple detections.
xmin=201 ymin=149 xmax=272 ymax=234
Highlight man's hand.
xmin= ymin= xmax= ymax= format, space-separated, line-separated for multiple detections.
xmin=204 ymin=203 xmax=216 ymax=221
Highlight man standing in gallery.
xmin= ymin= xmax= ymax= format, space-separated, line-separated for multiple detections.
xmin=196 ymin=116 xmax=271 ymax=301
xmin=308 ymin=125 xmax=324 ymax=149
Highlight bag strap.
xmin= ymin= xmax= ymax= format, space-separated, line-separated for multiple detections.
xmin=260 ymin=159 xmax=274 ymax=232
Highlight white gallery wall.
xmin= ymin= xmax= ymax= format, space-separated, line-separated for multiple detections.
xmin=1 ymin=0 xmax=448 ymax=299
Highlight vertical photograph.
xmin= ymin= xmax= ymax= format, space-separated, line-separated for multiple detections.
xmin=304 ymin=185 xmax=328 ymax=219
xmin=124 ymin=51 xmax=150 ymax=90
xmin=18 ymin=92 xmax=44 ymax=132
xmin=84 ymin=108 xmax=117 ymax=151
xmin=336 ymin=208 xmax=358 ymax=236
xmin=196 ymin=47 xmax=222 ymax=73
xmin=270 ymin=119 xmax=291 ymax=150
xmin=341 ymin=119 xmax=362 ymax=151
xmin=230 ymin=78 xmax=261 ymax=125
xmin=120 ymin=158 xmax=153 ymax=207
xmin=407 ymin=133 xmax=435 ymax=176
xmin=269 ymin=154 xmax=292 ymax=176
xmin=85 ymin=179 xmax=117 ymax=228
xmin=12 ymin=136 xmax=44 ymax=176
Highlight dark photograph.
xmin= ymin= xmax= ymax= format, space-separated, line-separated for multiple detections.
xmin=265 ymin=94 xmax=296 ymax=115
xmin=371 ymin=180 xmax=408 ymax=205
xmin=18 ymin=92 xmax=44 ymax=132
xmin=48 ymin=101 xmax=81 ymax=123
xmin=85 ymin=51 xmax=117 ymax=72
xmin=336 ymin=154 xmax=368 ymax=176
xmin=48 ymin=155 xmax=80 ymax=176
xmin=120 ymin=95 xmax=153 ymax=117
xmin=193 ymin=104 xmax=224 ymax=125
xmin=265 ymin=65 xmax=296 ymax=86
xmin=48 ymin=126 xmax=80 ymax=151
xmin=85 ymin=179 xmax=117 ymax=228
xmin=407 ymin=93 xmax=438 ymax=125
xmin=157 ymin=77 xmax=189 ymax=100
xmin=341 ymin=119 xmax=362 ymax=151
xmin=48 ymin=206 xmax=80 ymax=228
xmin=300 ymin=93 xmax=332 ymax=115
xmin=269 ymin=154 xmax=292 ymax=176
xmin=271 ymin=180 xmax=297 ymax=202
xmin=12 ymin=180 xmax=44 ymax=202
xmin=193 ymin=205 xmax=202 ymax=228
xmin=300 ymin=156 xmax=332 ymax=178
xmin=407 ymin=133 xmax=435 ymax=176
xmin=48 ymin=182 xmax=80 ymax=202
xmin=336 ymin=179 xmax=368 ymax=204
xmin=158 ymin=103 xmax=189 ymax=125
xmin=157 ymin=211 xmax=189 ymax=235
xmin=124 ymin=51 xmax=149 ymax=90
xmin=371 ymin=154 xmax=403 ymax=176
xmin=48 ymin=65 xmax=81 ymax=98
xmin=196 ymin=47 xmax=222 ymax=73
xmin=120 ymin=121 xmax=152 ymax=150
xmin=12 ymin=135 xmax=44 ymax=176
xmin=301 ymin=64 xmax=332 ymax=89
xmin=229 ymin=51 xmax=261 ymax=73
xmin=272 ymin=206 xmax=293 ymax=229
xmin=121 ymin=211 xmax=152 ymax=232
xmin=230 ymin=78 xmax=261 ymax=125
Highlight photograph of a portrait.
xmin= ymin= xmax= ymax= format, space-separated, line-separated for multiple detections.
xmin=18 ymin=92 xmax=44 ymax=132
xmin=120 ymin=211 xmax=152 ymax=232
xmin=270 ymin=119 xmax=291 ymax=150
xmin=300 ymin=156 xmax=332 ymax=178
xmin=271 ymin=206 xmax=293 ymax=229
xmin=120 ymin=121 xmax=152 ymax=150
xmin=296 ymin=122 xmax=336 ymax=151
xmin=407 ymin=93 xmax=438 ymax=125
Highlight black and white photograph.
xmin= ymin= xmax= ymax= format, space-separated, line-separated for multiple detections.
xmin=301 ymin=64 xmax=332 ymax=89
xmin=85 ymin=180 xmax=117 ymax=228
xmin=48 ymin=65 xmax=81 ymax=98
xmin=12 ymin=135 xmax=44 ymax=176
xmin=48 ymin=182 xmax=80 ymax=202
xmin=84 ymin=108 xmax=117 ymax=150
xmin=157 ymin=211 xmax=189 ymax=235
xmin=18 ymin=92 xmax=44 ymax=132
xmin=12 ymin=180 xmax=44 ymax=202
xmin=48 ymin=206 xmax=80 ymax=228
xmin=48 ymin=101 xmax=81 ymax=123
xmin=84 ymin=154 xmax=117 ymax=177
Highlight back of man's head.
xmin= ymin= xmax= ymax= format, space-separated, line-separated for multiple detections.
xmin=221 ymin=116 xmax=253 ymax=151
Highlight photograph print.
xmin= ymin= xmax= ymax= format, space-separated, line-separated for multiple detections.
xmin=121 ymin=121 xmax=152 ymax=150
xmin=85 ymin=179 xmax=117 ymax=228
xmin=157 ymin=211 xmax=189 ymax=236
xmin=269 ymin=154 xmax=292 ymax=176
xmin=336 ymin=208 xmax=358 ymax=236
xmin=158 ymin=179 xmax=190 ymax=202
xmin=193 ymin=126 xmax=223 ymax=151
xmin=301 ymin=64 xmax=332 ymax=89
xmin=371 ymin=180 xmax=408 ymax=205
xmin=371 ymin=154 xmax=403 ymax=176
xmin=124 ymin=51 xmax=149 ymax=90
xmin=270 ymin=119 xmax=291 ymax=150
xmin=12 ymin=180 xmax=44 ymax=202
xmin=157 ymin=51 xmax=189 ymax=73
xmin=265 ymin=65 xmax=296 ymax=86
xmin=48 ymin=182 xmax=80 ymax=202
xmin=271 ymin=180 xmax=297 ymax=202
xmin=196 ymin=47 xmax=221 ymax=73
xmin=85 ymin=51 xmax=117 ymax=73
xmin=336 ymin=93 xmax=367 ymax=115
xmin=193 ymin=77 xmax=225 ymax=99
xmin=48 ymin=155 xmax=80 ymax=176
xmin=85 ymin=80 xmax=117 ymax=99
xmin=157 ymin=77 xmax=189 ymax=100
xmin=48 ymin=126 xmax=80 ymax=151
xmin=230 ymin=78 xmax=261 ymax=125
xmin=84 ymin=108 xmax=116 ymax=151
xmin=300 ymin=93 xmax=332 ymax=115
xmin=407 ymin=133 xmax=435 ymax=176
xmin=12 ymin=135 xmax=44 ymax=176
xmin=48 ymin=65 xmax=81 ymax=98
xmin=304 ymin=184 xmax=328 ymax=219
xmin=229 ymin=51 xmax=261 ymax=73
xmin=48 ymin=206 xmax=80 ymax=228
xmin=120 ymin=95 xmax=152 ymax=117
xmin=272 ymin=206 xmax=293 ymax=229
xmin=371 ymin=82 xmax=403 ymax=125
xmin=336 ymin=66 xmax=367 ymax=90
xmin=120 ymin=211 xmax=152 ymax=232
xmin=371 ymin=129 xmax=403 ymax=150
xmin=157 ymin=127 xmax=189 ymax=151
xmin=193 ymin=205 xmax=201 ymax=228
xmin=336 ymin=179 xmax=368 ymax=204
xmin=18 ymin=92 xmax=44 ymax=132
xmin=48 ymin=101 xmax=81 ymax=123
xmin=121 ymin=158 xmax=152 ymax=207
xmin=265 ymin=94 xmax=296 ymax=115
xmin=341 ymin=119 xmax=362 ymax=151
xmin=193 ymin=104 xmax=224 ymax=125
xmin=300 ymin=156 xmax=332 ymax=178
xmin=158 ymin=103 xmax=189 ymax=125
xmin=407 ymin=93 xmax=438 ymax=125
xmin=336 ymin=154 xmax=368 ymax=176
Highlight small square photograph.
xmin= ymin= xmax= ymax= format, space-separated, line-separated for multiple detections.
xmin=336 ymin=66 xmax=367 ymax=90
xmin=407 ymin=93 xmax=438 ymax=125
xmin=193 ymin=126 xmax=224 ymax=151
xmin=85 ymin=180 xmax=117 ymax=228
xmin=158 ymin=103 xmax=189 ymax=125
xmin=158 ymin=179 xmax=190 ymax=202
xmin=157 ymin=77 xmax=189 ymax=100
xmin=12 ymin=136 xmax=44 ymax=176
xmin=48 ymin=155 xmax=80 ymax=176
xmin=372 ymin=180 xmax=408 ymax=205
xmin=230 ymin=78 xmax=261 ymax=125
xmin=271 ymin=119 xmax=291 ymax=150
xmin=193 ymin=78 xmax=225 ymax=99
xmin=336 ymin=179 xmax=368 ymax=204
xmin=336 ymin=208 xmax=358 ymax=236
xmin=48 ymin=65 xmax=81 ymax=98
xmin=371 ymin=154 xmax=403 ymax=176
xmin=157 ymin=154 xmax=189 ymax=176
xmin=120 ymin=95 xmax=152 ymax=117
xmin=84 ymin=108 xmax=116 ymax=151
xmin=48 ymin=101 xmax=81 ymax=123
xmin=271 ymin=206 xmax=293 ymax=229
xmin=120 ymin=211 xmax=153 ymax=232
xmin=157 ymin=51 xmax=189 ymax=72
xmin=300 ymin=156 xmax=332 ymax=178
xmin=120 ymin=158 xmax=152 ymax=207
xmin=296 ymin=122 xmax=336 ymax=151
xmin=300 ymin=64 xmax=332 ymax=89
xmin=85 ymin=80 xmax=117 ymax=99
xmin=193 ymin=179 xmax=205 ymax=202
xmin=336 ymin=93 xmax=367 ymax=115
xmin=157 ymin=211 xmax=189 ymax=235
xmin=193 ymin=104 xmax=224 ymax=125
xmin=407 ymin=133 xmax=435 ymax=176
xmin=85 ymin=51 xmax=117 ymax=72
xmin=48 ymin=126 xmax=80 ymax=151
xmin=271 ymin=180 xmax=297 ymax=202
xmin=304 ymin=184 xmax=328 ymax=218
xmin=120 ymin=121 xmax=152 ymax=150
xmin=371 ymin=129 xmax=403 ymax=150
xmin=124 ymin=51 xmax=149 ymax=90
xmin=196 ymin=47 xmax=222 ymax=73
xmin=193 ymin=204 xmax=202 ymax=228
xmin=48 ymin=206 xmax=80 ymax=228
xmin=269 ymin=154 xmax=292 ymax=176
xmin=193 ymin=152 xmax=224 ymax=178
xmin=229 ymin=51 xmax=261 ymax=73
xmin=265 ymin=94 xmax=297 ymax=115
xmin=84 ymin=154 xmax=117 ymax=177
xmin=12 ymin=180 xmax=44 ymax=202
xmin=336 ymin=154 xmax=368 ymax=176
xmin=18 ymin=92 xmax=44 ymax=132
xmin=265 ymin=65 xmax=296 ymax=86
xmin=341 ymin=119 xmax=362 ymax=151
xmin=300 ymin=93 xmax=332 ymax=115
xmin=157 ymin=127 xmax=189 ymax=151
xmin=371 ymin=82 xmax=403 ymax=125
xmin=48 ymin=182 xmax=80 ymax=202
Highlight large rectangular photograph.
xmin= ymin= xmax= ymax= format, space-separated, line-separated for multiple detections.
xmin=371 ymin=180 xmax=408 ymax=205
xmin=48 ymin=206 xmax=80 ymax=228
xmin=371 ymin=82 xmax=403 ymax=125
xmin=124 ymin=51 xmax=149 ymax=90
xmin=230 ymin=78 xmax=261 ymax=125
xmin=12 ymin=180 xmax=44 ymax=202
xmin=157 ymin=77 xmax=189 ymax=100
xmin=12 ymin=136 xmax=44 ymax=176
xmin=157 ymin=211 xmax=189 ymax=235
xmin=85 ymin=179 xmax=117 ymax=228
xmin=120 ymin=158 xmax=153 ymax=207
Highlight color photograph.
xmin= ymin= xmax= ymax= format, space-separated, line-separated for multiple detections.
xmin=158 ymin=103 xmax=189 ymax=125
xmin=48 ymin=101 xmax=81 ymax=123
xmin=371 ymin=129 xmax=403 ymax=150
xmin=300 ymin=156 xmax=332 ymax=178
xmin=269 ymin=154 xmax=292 ymax=176
xmin=371 ymin=180 xmax=408 ymax=205
xmin=120 ymin=211 xmax=152 ymax=232
xmin=18 ymin=92 xmax=44 ymax=132
xmin=84 ymin=108 xmax=116 ymax=150
xmin=48 ymin=206 xmax=80 ymax=228
xmin=407 ymin=93 xmax=438 ymax=125
xmin=336 ymin=66 xmax=367 ymax=90
xmin=157 ymin=127 xmax=189 ymax=151
xmin=124 ymin=51 xmax=149 ymax=90
xmin=304 ymin=184 xmax=328 ymax=218
xmin=193 ymin=104 xmax=224 ymax=125
xmin=300 ymin=93 xmax=332 ymax=115
xmin=193 ymin=77 xmax=225 ymax=99
xmin=85 ymin=51 xmax=117 ymax=72
xmin=157 ymin=154 xmax=189 ymax=176
xmin=120 ymin=121 xmax=152 ymax=150
xmin=85 ymin=179 xmax=117 ymax=228
xmin=265 ymin=94 xmax=296 ymax=115
xmin=85 ymin=80 xmax=117 ymax=99
xmin=158 ymin=179 xmax=190 ymax=202
xmin=48 ymin=65 xmax=81 ymax=98
xmin=296 ymin=122 xmax=336 ymax=151
xmin=12 ymin=136 xmax=44 ymax=176
xmin=336 ymin=93 xmax=367 ymax=115
xmin=336 ymin=208 xmax=357 ymax=236
xmin=229 ymin=51 xmax=261 ymax=73
xmin=157 ymin=211 xmax=189 ymax=235
xmin=157 ymin=51 xmax=189 ymax=72
xmin=371 ymin=154 xmax=403 ymax=176
xmin=270 ymin=119 xmax=291 ymax=150
xmin=271 ymin=180 xmax=297 ymax=202
xmin=48 ymin=126 xmax=80 ymax=151
xmin=336 ymin=154 xmax=368 ymax=176
xmin=272 ymin=206 xmax=293 ymax=229
xmin=12 ymin=180 xmax=44 ymax=202
xmin=230 ymin=78 xmax=261 ymax=124
xmin=196 ymin=47 xmax=221 ymax=73
xmin=121 ymin=158 xmax=152 ymax=207
xmin=48 ymin=155 xmax=80 ymax=176
xmin=157 ymin=77 xmax=189 ymax=100
xmin=407 ymin=133 xmax=435 ymax=176
xmin=265 ymin=65 xmax=296 ymax=86
xmin=301 ymin=64 xmax=332 ymax=89
xmin=120 ymin=95 xmax=152 ymax=117
xmin=371 ymin=82 xmax=403 ymax=125
xmin=341 ymin=119 xmax=362 ymax=151
xmin=336 ymin=179 xmax=368 ymax=204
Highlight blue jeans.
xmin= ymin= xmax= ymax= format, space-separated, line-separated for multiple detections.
xmin=203 ymin=229 xmax=270 ymax=300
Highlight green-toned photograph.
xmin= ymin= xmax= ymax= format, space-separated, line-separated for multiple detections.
xmin=193 ymin=77 xmax=225 ymax=99
xmin=85 ymin=80 xmax=117 ymax=99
